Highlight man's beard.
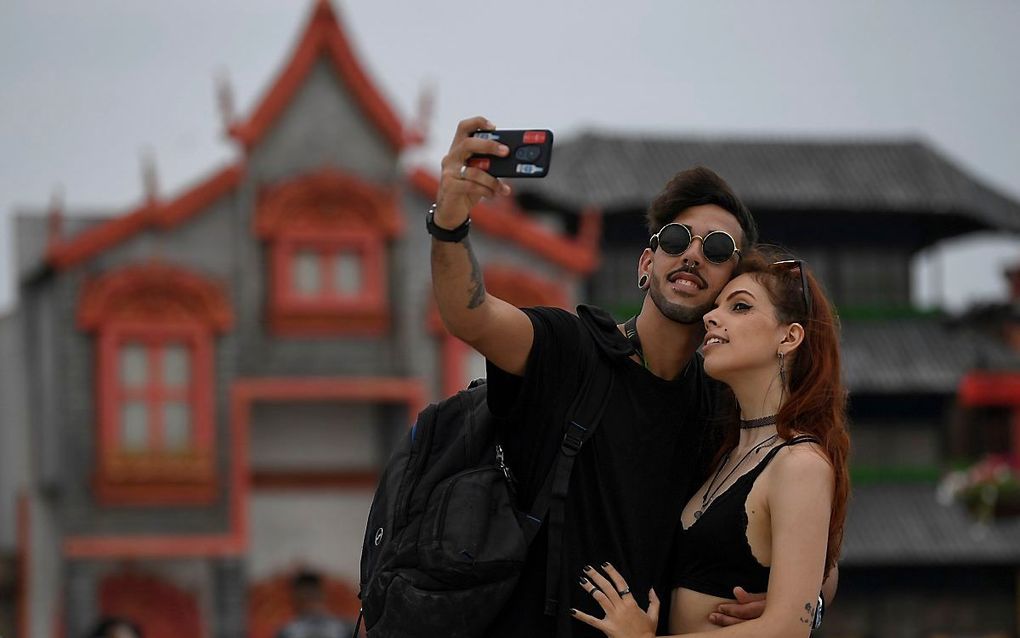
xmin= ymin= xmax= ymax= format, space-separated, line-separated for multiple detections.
xmin=648 ymin=270 xmax=713 ymax=325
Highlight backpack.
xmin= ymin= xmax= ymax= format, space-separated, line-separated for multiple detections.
xmin=356 ymin=344 xmax=613 ymax=637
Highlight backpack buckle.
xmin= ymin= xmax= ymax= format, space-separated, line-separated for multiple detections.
xmin=561 ymin=421 xmax=587 ymax=456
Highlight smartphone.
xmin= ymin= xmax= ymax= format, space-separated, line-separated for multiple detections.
xmin=468 ymin=129 xmax=554 ymax=178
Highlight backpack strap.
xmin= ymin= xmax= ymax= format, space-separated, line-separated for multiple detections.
xmin=523 ymin=336 xmax=615 ymax=616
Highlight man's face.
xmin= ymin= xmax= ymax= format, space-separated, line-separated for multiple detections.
xmin=640 ymin=204 xmax=744 ymax=324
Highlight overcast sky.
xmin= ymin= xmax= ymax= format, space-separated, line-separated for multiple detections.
xmin=1 ymin=0 xmax=1018 ymax=314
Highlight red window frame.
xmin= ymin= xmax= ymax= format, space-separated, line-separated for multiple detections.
xmin=269 ymin=228 xmax=387 ymax=336
xmin=95 ymin=320 xmax=216 ymax=505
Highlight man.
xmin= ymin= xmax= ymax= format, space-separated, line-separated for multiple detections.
xmin=275 ymin=570 xmax=353 ymax=638
xmin=430 ymin=117 xmax=828 ymax=637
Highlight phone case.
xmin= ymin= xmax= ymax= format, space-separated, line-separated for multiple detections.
xmin=468 ymin=129 xmax=554 ymax=178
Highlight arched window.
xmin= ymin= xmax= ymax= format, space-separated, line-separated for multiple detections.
xmin=78 ymin=263 xmax=232 ymax=505
xmin=255 ymin=170 xmax=403 ymax=336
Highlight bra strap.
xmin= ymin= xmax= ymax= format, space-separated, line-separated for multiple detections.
xmin=754 ymin=435 xmax=822 ymax=472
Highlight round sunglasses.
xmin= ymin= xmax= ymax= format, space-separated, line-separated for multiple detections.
xmin=649 ymin=223 xmax=741 ymax=264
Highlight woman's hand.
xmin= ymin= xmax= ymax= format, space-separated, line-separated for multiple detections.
xmin=570 ymin=563 xmax=659 ymax=638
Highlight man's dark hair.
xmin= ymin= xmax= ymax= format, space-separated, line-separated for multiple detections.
xmin=292 ymin=569 xmax=323 ymax=592
xmin=88 ymin=617 xmax=142 ymax=638
xmin=645 ymin=166 xmax=758 ymax=250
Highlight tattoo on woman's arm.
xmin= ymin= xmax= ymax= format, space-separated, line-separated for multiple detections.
xmin=464 ymin=239 xmax=486 ymax=309
xmin=799 ymin=601 xmax=815 ymax=624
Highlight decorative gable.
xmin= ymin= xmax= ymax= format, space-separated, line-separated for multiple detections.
xmin=228 ymin=0 xmax=406 ymax=152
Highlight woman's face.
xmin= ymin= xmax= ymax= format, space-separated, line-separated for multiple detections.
xmin=701 ymin=273 xmax=792 ymax=384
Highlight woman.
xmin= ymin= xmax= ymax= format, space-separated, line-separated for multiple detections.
xmin=572 ymin=251 xmax=850 ymax=638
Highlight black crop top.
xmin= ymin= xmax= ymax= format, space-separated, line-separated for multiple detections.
xmin=672 ymin=436 xmax=820 ymax=599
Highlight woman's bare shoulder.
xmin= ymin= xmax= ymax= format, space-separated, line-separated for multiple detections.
xmin=771 ymin=438 xmax=833 ymax=482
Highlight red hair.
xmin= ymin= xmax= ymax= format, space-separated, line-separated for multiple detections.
xmin=713 ymin=249 xmax=850 ymax=578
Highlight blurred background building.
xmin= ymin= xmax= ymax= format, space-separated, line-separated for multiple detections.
xmin=1 ymin=1 xmax=1018 ymax=637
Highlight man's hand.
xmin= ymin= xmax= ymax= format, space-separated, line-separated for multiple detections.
xmin=436 ymin=116 xmax=511 ymax=229
xmin=708 ymin=587 xmax=765 ymax=626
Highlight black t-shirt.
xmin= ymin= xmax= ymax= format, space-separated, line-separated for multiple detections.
xmin=484 ymin=305 xmax=719 ymax=638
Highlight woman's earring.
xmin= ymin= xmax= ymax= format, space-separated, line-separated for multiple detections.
xmin=638 ymin=273 xmax=649 ymax=290
xmin=778 ymin=351 xmax=786 ymax=384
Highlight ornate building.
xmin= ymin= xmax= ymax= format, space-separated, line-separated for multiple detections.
xmin=0 ymin=3 xmax=596 ymax=637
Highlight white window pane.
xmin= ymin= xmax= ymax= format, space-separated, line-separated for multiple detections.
xmin=334 ymin=251 xmax=362 ymax=296
xmin=162 ymin=344 xmax=190 ymax=387
xmin=120 ymin=401 xmax=149 ymax=451
xmin=119 ymin=344 xmax=148 ymax=387
xmin=293 ymin=250 xmax=321 ymax=296
xmin=163 ymin=402 xmax=191 ymax=451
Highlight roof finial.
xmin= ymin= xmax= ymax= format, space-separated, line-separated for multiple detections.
xmin=215 ymin=69 xmax=236 ymax=132
xmin=47 ymin=185 xmax=65 ymax=249
xmin=406 ymin=79 xmax=435 ymax=147
xmin=140 ymin=147 xmax=160 ymax=205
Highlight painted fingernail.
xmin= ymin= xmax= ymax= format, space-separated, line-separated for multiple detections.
xmin=583 ymin=565 xmax=593 ymax=572
xmin=579 ymin=576 xmax=589 ymax=585
xmin=569 ymin=608 xmax=578 ymax=616
xmin=601 ymin=561 xmax=610 ymax=568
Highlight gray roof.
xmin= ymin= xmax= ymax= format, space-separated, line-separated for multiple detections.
xmin=842 ymin=484 xmax=1020 ymax=566
xmin=523 ymin=132 xmax=1020 ymax=233
xmin=840 ymin=318 xmax=1020 ymax=394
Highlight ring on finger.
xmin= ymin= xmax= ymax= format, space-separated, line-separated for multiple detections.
xmin=458 ymin=165 xmax=468 ymax=180
xmin=618 ymin=587 xmax=631 ymax=596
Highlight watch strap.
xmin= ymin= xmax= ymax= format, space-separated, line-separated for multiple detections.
xmin=426 ymin=203 xmax=471 ymax=242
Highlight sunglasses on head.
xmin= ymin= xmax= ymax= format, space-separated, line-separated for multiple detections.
xmin=649 ymin=223 xmax=741 ymax=264
xmin=772 ymin=259 xmax=812 ymax=315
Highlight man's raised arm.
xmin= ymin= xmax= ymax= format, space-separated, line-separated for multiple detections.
xmin=430 ymin=116 xmax=535 ymax=376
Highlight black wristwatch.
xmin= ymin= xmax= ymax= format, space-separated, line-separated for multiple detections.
xmin=425 ymin=203 xmax=471 ymax=242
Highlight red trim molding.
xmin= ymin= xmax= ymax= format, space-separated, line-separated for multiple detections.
xmin=958 ymin=372 xmax=1020 ymax=406
xmin=408 ymin=168 xmax=600 ymax=275
xmin=48 ymin=165 xmax=242 ymax=271
xmin=64 ymin=377 xmax=424 ymax=559
xmin=78 ymin=262 xmax=233 ymax=333
xmin=255 ymin=169 xmax=402 ymax=239
xmin=229 ymin=0 xmax=405 ymax=152
xmin=252 ymin=469 xmax=380 ymax=490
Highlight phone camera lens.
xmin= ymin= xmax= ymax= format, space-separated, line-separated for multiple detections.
xmin=515 ymin=145 xmax=542 ymax=162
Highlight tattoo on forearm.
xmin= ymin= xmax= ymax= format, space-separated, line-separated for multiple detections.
xmin=799 ymin=602 xmax=815 ymax=624
xmin=464 ymin=238 xmax=486 ymax=309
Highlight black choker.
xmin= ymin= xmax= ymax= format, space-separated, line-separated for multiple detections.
xmin=740 ymin=414 xmax=778 ymax=429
